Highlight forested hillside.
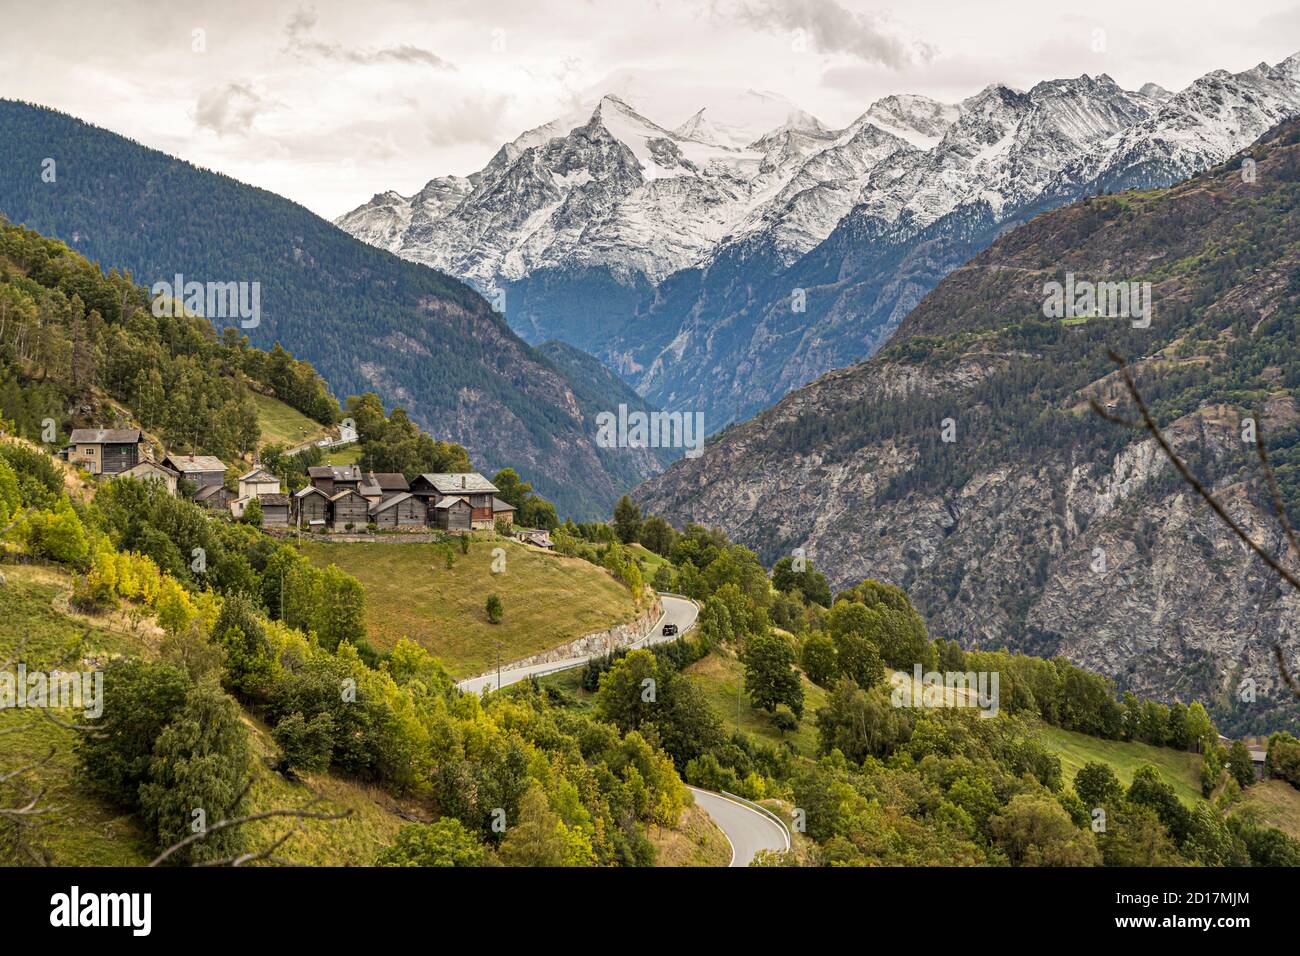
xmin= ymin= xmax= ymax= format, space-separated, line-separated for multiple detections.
xmin=0 ymin=216 xmax=334 ymax=460
xmin=535 ymin=339 xmax=677 ymax=471
xmin=0 ymin=100 xmax=658 ymax=518
xmin=0 ymin=228 xmax=694 ymax=866
xmin=543 ymin=509 xmax=1300 ymax=867
xmin=638 ymin=118 xmax=1300 ymax=734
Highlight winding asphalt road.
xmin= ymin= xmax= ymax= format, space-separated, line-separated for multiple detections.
xmin=687 ymin=787 xmax=790 ymax=867
xmin=455 ymin=594 xmax=699 ymax=694
xmin=454 ymin=594 xmax=787 ymax=865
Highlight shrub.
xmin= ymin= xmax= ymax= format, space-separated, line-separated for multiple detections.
xmin=272 ymin=711 xmax=336 ymax=774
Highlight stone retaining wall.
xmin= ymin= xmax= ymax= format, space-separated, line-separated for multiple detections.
xmin=476 ymin=596 xmax=664 ymax=674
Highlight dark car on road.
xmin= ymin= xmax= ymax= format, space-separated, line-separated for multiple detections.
xmin=662 ymin=622 xmax=678 ymax=636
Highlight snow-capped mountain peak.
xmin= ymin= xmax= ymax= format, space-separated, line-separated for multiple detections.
xmin=673 ymin=108 xmax=729 ymax=147
xmin=1137 ymin=82 xmax=1174 ymax=102
xmin=337 ymin=50 xmax=1300 ymax=330
xmin=859 ymin=93 xmax=959 ymax=148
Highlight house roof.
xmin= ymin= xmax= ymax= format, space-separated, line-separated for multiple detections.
xmin=119 ymin=461 xmax=178 ymax=479
xmin=308 ymin=465 xmax=362 ymax=481
xmin=239 ymin=468 xmax=279 ymax=483
xmin=433 ymin=495 xmax=470 ymax=509
xmin=164 ymin=454 xmax=227 ymax=473
xmin=492 ymin=497 xmax=517 ymax=513
xmin=70 ymin=427 xmax=141 ymax=444
xmin=416 ymin=472 xmax=499 ymax=494
xmin=329 ymin=488 xmax=365 ymax=502
xmin=369 ymin=491 xmax=415 ymax=514
xmin=257 ymin=493 xmax=291 ymax=507
xmin=367 ymin=471 xmax=409 ymax=490
xmin=192 ymin=483 xmax=231 ymax=502
xmin=294 ymin=485 xmax=330 ymax=499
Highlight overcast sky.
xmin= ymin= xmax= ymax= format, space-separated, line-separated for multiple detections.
xmin=2 ymin=0 xmax=1297 ymax=218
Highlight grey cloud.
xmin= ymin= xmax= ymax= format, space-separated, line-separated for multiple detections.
xmin=193 ymin=82 xmax=269 ymax=135
xmin=424 ymin=93 xmax=513 ymax=146
xmin=285 ymin=4 xmax=453 ymax=69
xmin=733 ymin=0 xmax=931 ymax=68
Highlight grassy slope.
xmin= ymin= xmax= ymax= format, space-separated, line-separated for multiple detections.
xmin=0 ymin=570 xmax=152 ymax=864
xmin=322 ymin=445 xmax=362 ymax=466
xmin=683 ymin=652 xmax=827 ymax=758
xmin=650 ymin=801 xmax=731 ymax=866
xmin=0 ymin=565 xmax=411 ymax=866
xmin=628 ymin=543 xmax=670 ymax=579
xmin=1 ymin=561 xmax=725 ymax=866
xmin=252 ymin=392 xmax=330 ymax=450
xmin=539 ymin=650 xmax=825 ymax=758
xmin=1234 ymin=780 xmax=1300 ymax=841
xmin=1035 ymin=725 xmax=1205 ymax=807
xmin=298 ymin=538 xmax=639 ymax=679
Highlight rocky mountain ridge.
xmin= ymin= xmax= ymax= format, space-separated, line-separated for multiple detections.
xmin=635 ymin=118 xmax=1300 ymax=733
xmin=339 ymin=54 xmax=1300 ymax=434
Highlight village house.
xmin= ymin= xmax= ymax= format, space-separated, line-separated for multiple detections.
xmin=492 ymin=497 xmax=516 ymax=527
xmin=369 ymin=491 xmax=426 ymax=530
xmin=514 ymin=528 xmax=554 ymax=549
xmin=329 ymin=487 xmax=369 ymax=532
xmin=365 ymin=471 xmax=409 ymax=501
xmin=409 ymin=473 xmax=500 ymax=530
xmin=231 ymin=467 xmax=282 ymax=519
xmin=66 ymin=428 xmax=143 ymax=475
xmin=294 ymin=485 xmax=331 ymax=531
xmin=162 ymin=454 xmax=227 ymax=491
xmin=116 ymin=460 xmax=179 ymax=494
xmin=257 ymin=493 xmax=292 ymax=529
xmin=432 ymin=495 xmax=473 ymax=532
xmin=306 ymin=464 xmax=363 ymax=497
xmin=358 ymin=472 xmax=384 ymax=503
xmin=192 ymin=483 xmax=235 ymax=512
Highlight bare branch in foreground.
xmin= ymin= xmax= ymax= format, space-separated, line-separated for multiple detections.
xmin=148 ymin=800 xmax=353 ymax=867
xmin=1095 ymin=350 xmax=1299 ymax=697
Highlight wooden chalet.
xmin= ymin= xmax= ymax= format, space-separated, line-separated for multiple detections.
xmin=257 ymin=493 xmax=292 ymax=529
xmin=432 ymin=495 xmax=473 ymax=532
xmin=369 ymin=492 xmax=425 ymax=530
xmin=162 ymin=454 xmax=227 ymax=490
xmin=409 ymin=473 xmax=500 ymax=530
xmin=329 ymin=488 xmax=369 ymax=532
xmin=366 ymin=472 xmax=409 ymax=501
xmin=67 ymin=428 xmax=143 ymax=475
xmin=307 ymin=464 xmax=363 ymax=497
xmin=294 ymin=485 xmax=331 ymax=531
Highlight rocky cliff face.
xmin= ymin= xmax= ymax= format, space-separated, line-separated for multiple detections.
xmin=637 ymin=119 xmax=1300 ymax=733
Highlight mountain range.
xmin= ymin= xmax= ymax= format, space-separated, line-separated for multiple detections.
xmin=0 ymin=100 xmax=667 ymax=519
xmin=636 ymin=117 xmax=1300 ymax=733
xmin=339 ymin=53 xmax=1300 ymax=430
